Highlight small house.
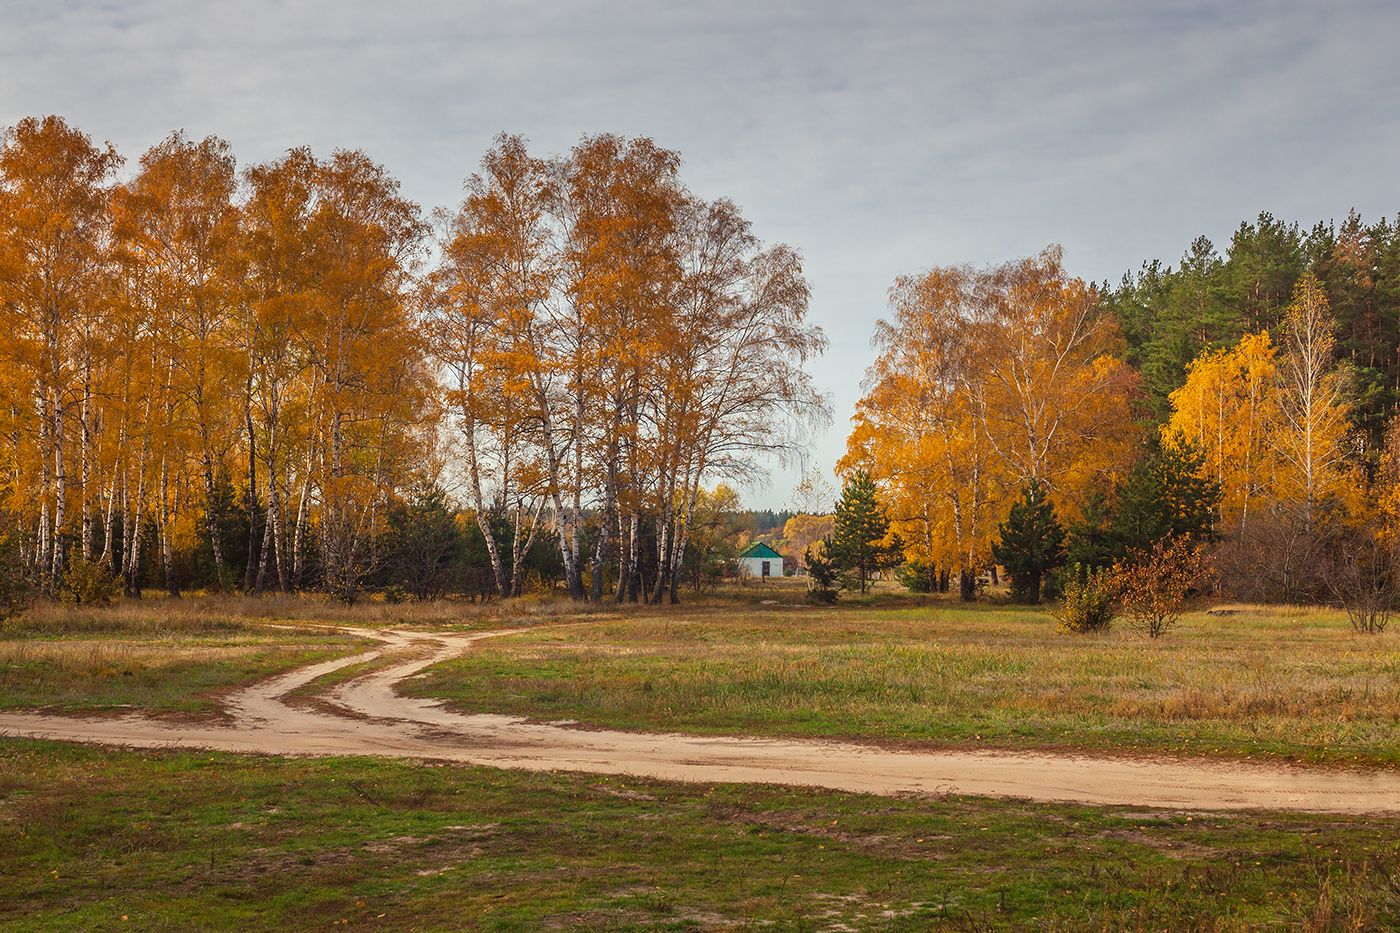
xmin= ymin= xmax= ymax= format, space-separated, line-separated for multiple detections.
xmin=738 ymin=542 xmax=785 ymax=580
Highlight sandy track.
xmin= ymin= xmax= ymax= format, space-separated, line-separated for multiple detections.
xmin=2 ymin=627 xmax=1399 ymax=813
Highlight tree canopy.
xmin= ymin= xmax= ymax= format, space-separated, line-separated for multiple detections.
xmin=0 ymin=116 xmax=827 ymax=603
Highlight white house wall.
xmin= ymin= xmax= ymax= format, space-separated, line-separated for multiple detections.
xmin=739 ymin=557 xmax=783 ymax=578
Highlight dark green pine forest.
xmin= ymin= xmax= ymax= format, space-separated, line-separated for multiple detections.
xmin=1102 ymin=210 xmax=1400 ymax=450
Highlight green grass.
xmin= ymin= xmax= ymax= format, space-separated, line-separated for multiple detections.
xmin=2 ymin=738 xmax=1398 ymax=930
xmin=408 ymin=602 xmax=1400 ymax=767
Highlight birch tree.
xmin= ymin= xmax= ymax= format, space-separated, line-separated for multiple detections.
xmin=1272 ymin=273 xmax=1352 ymax=528
xmin=0 ymin=116 xmax=120 ymax=589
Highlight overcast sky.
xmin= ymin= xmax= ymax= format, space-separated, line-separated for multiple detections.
xmin=4 ymin=0 xmax=1398 ymax=508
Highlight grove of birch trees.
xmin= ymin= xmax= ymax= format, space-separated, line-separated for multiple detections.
xmin=0 ymin=115 xmax=826 ymax=603
xmin=841 ymin=248 xmax=1138 ymax=599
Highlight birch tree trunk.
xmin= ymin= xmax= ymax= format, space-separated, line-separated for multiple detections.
xmin=51 ymin=391 xmax=67 ymax=584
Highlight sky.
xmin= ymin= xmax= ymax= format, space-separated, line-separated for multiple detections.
xmin=4 ymin=0 xmax=1399 ymax=509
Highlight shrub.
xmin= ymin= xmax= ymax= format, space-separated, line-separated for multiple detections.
xmin=896 ymin=559 xmax=938 ymax=593
xmin=1052 ymin=565 xmax=1119 ymax=633
xmin=805 ymin=542 xmax=841 ymax=604
xmin=0 ymin=521 xmax=31 ymax=621
xmin=1113 ymin=537 xmax=1212 ymax=639
xmin=1322 ymin=521 xmax=1396 ymax=635
xmin=59 ymin=557 xmax=120 ymax=607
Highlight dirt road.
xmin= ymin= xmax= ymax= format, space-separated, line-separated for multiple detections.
xmin=3 ymin=627 xmax=1398 ymax=813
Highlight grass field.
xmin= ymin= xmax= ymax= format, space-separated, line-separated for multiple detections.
xmin=0 ymin=593 xmax=612 ymax=717
xmin=0 ymin=599 xmax=367 ymax=716
xmin=2 ymin=593 xmax=1399 ymax=929
xmin=407 ymin=599 xmax=1400 ymax=767
xmin=2 ymin=738 xmax=1398 ymax=931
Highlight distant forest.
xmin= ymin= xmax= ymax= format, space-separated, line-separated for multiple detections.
xmin=1103 ymin=210 xmax=1400 ymax=448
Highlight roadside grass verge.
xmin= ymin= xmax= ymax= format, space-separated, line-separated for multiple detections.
xmin=2 ymin=739 xmax=1397 ymax=931
xmin=408 ymin=602 xmax=1400 ymax=767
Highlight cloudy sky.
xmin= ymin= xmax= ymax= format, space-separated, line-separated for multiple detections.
xmin=4 ymin=0 xmax=1398 ymax=508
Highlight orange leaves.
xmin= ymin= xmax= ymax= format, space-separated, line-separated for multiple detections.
xmin=847 ymin=248 xmax=1138 ymax=579
xmin=2 ymin=116 xmax=825 ymax=602
xmin=1112 ymin=536 xmax=1213 ymax=638
xmin=424 ymin=132 xmax=826 ymax=600
xmin=0 ymin=116 xmax=123 ymax=583
xmin=0 ymin=115 xmax=440 ymax=598
xmin=973 ymin=248 xmax=1138 ymax=492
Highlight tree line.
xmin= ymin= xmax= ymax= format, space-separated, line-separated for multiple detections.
xmin=0 ymin=115 xmax=826 ymax=604
xmin=841 ymin=223 xmax=1400 ymax=616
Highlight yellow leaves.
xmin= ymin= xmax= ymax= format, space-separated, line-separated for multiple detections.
xmin=0 ymin=117 xmax=832 ymax=600
xmin=975 ymin=249 xmax=1138 ymax=496
xmin=1376 ymin=425 xmax=1400 ymax=544
xmin=780 ymin=514 xmax=834 ymax=566
xmin=1168 ymin=283 xmax=1357 ymax=533
xmin=849 ymin=248 xmax=1137 ymax=573
xmin=1166 ymin=331 xmax=1280 ymax=532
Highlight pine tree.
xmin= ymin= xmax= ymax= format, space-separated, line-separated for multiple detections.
xmin=1111 ymin=437 xmax=1221 ymax=555
xmin=991 ymin=481 xmax=1066 ymax=604
xmin=383 ymin=485 xmax=464 ymax=601
xmin=1138 ymin=236 xmax=1237 ymax=419
xmin=829 ymin=470 xmax=892 ymax=593
xmin=1065 ymin=486 xmax=1117 ymax=573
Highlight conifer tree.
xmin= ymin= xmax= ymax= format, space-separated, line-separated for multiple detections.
xmin=991 ymin=480 xmax=1065 ymax=603
xmin=804 ymin=539 xmax=840 ymax=603
xmin=1112 ymin=438 xmax=1220 ymax=555
xmin=1065 ymin=487 xmax=1117 ymax=573
xmin=829 ymin=469 xmax=892 ymax=593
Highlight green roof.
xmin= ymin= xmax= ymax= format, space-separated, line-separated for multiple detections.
xmin=739 ymin=542 xmax=783 ymax=559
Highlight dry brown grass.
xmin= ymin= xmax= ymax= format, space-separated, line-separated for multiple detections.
xmin=0 ymin=638 xmax=275 ymax=669
xmin=7 ymin=590 xmax=632 ymax=637
xmin=5 ymin=592 xmax=1396 ymax=763
xmin=0 ymin=597 xmax=370 ymax=714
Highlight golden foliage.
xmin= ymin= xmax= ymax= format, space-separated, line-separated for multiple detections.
xmin=1167 ymin=275 xmax=1357 ymax=534
xmin=1167 ymin=331 xmax=1279 ymax=533
xmin=1 ymin=117 xmax=825 ymax=604
xmin=0 ymin=118 xmax=433 ymax=599
xmin=842 ymin=248 xmax=1137 ymax=585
